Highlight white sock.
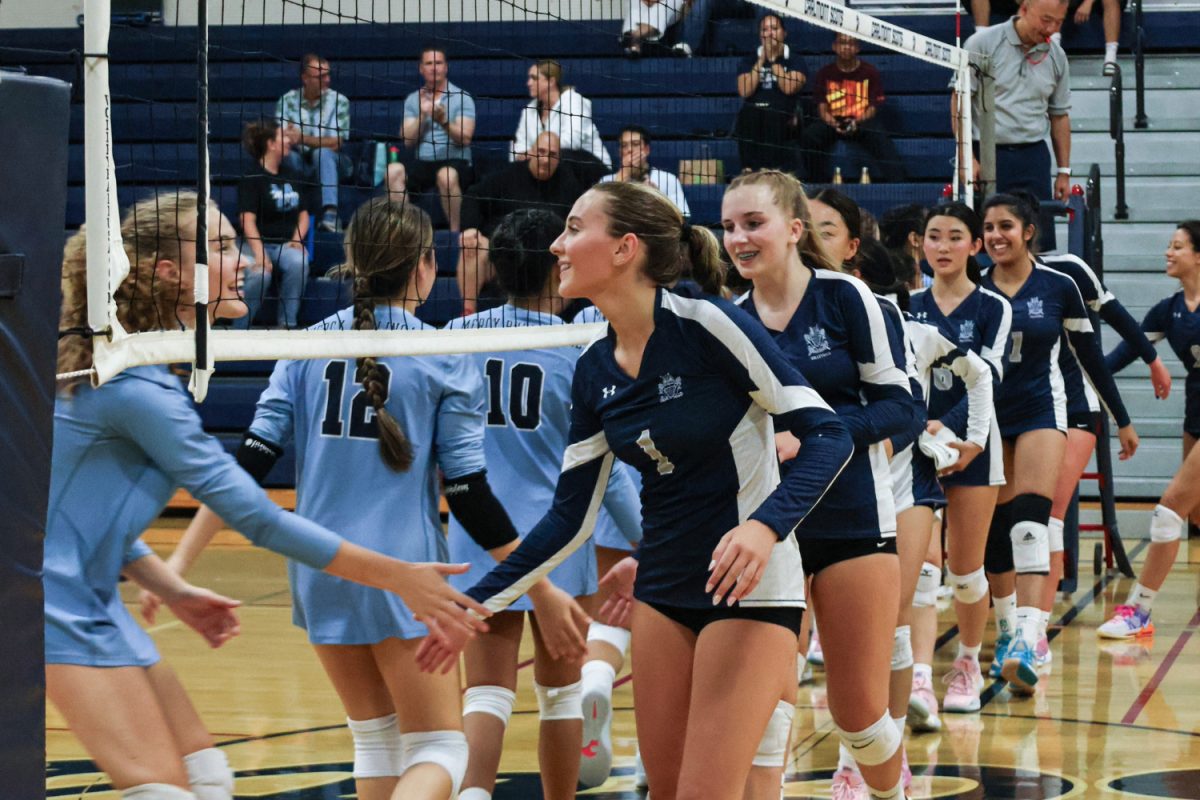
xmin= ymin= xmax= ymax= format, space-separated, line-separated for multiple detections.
xmin=1015 ymin=606 xmax=1040 ymax=647
xmin=869 ymin=778 xmax=906 ymax=800
xmin=994 ymin=592 xmax=1017 ymax=636
xmin=1105 ymin=41 xmax=1119 ymax=61
xmin=581 ymin=660 xmax=616 ymax=700
xmin=957 ymin=642 xmax=981 ymax=662
xmin=1039 ymin=609 xmax=1052 ymax=638
xmin=1128 ymin=582 xmax=1158 ymax=613
xmin=837 ymin=742 xmax=860 ymax=772
xmin=458 ymin=789 xmax=491 ymax=800
xmin=913 ymin=662 xmax=933 ymax=682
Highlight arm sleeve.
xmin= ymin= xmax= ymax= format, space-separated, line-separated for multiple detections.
xmin=336 ymin=93 xmax=351 ymax=140
xmin=692 ymin=300 xmax=854 ymax=539
xmin=403 ymin=91 xmax=419 ymax=127
xmin=123 ymin=538 xmax=154 ymax=566
xmin=511 ymin=101 xmax=534 ymax=160
xmin=247 ymin=359 xmax=297 ymax=451
xmin=979 ymin=292 xmax=1012 ymax=382
xmin=931 ymin=343 xmax=994 ymax=448
xmin=433 ymin=355 xmax=489 ymax=480
xmin=600 ymin=462 xmax=643 ymax=546
xmin=460 ymin=90 xmax=476 ymax=121
xmin=112 ymin=379 xmax=341 ymax=569
xmin=836 ymin=286 xmax=915 ymax=449
xmin=1106 ymin=298 xmax=1169 ymax=373
xmin=884 ymin=308 xmax=926 ymax=454
xmin=466 ymin=369 xmax=615 ymax=611
xmin=1048 ymin=55 xmax=1071 ymax=116
xmin=1099 ymin=298 xmax=1160 ymax=365
xmin=1061 ymin=282 xmax=1131 ymax=428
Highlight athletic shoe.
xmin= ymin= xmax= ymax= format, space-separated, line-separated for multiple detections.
xmin=1103 ymin=59 xmax=1117 ymax=76
xmin=798 ymin=657 xmax=815 ymax=685
xmin=942 ymin=656 xmax=984 ymax=713
xmin=807 ymin=631 xmax=825 ymax=666
xmin=1097 ymin=604 xmax=1155 ymax=639
xmin=988 ymin=631 xmax=1012 ymax=679
xmin=1034 ymin=634 xmax=1053 ymax=668
xmin=634 ymin=748 xmax=647 ymax=788
xmin=579 ymin=687 xmax=613 ymax=788
xmin=907 ymin=674 xmax=942 ymax=732
xmin=671 ymin=42 xmax=693 ymax=57
xmin=1001 ymin=638 xmax=1039 ymax=694
xmin=317 ymin=208 xmax=340 ymax=232
xmin=830 ymin=765 xmax=869 ymax=800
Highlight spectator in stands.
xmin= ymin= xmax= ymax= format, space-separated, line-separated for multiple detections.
xmin=459 ymin=132 xmax=592 ymax=314
xmin=275 ymin=53 xmax=350 ymax=233
xmin=1068 ymin=0 xmax=1125 ymax=75
xmin=512 ymin=60 xmax=611 ymax=169
xmin=969 ymin=0 xmax=1022 ymax=30
xmin=734 ymin=13 xmax=806 ymax=173
xmin=387 ymin=46 xmax=476 ymax=232
xmin=621 ymin=0 xmax=684 ymax=56
xmin=958 ymin=0 xmax=1072 ymax=249
xmin=599 ymin=124 xmax=690 ymax=217
xmin=236 ymin=119 xmax=311 ymax=329
xmin=800 ymin=34 xmax=906 ymax=184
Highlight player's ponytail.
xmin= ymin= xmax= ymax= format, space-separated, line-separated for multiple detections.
xmin=343 ymin=196 xmax=433 ymax=472
xmin=684 ymin=223 xmax=726 ymax=296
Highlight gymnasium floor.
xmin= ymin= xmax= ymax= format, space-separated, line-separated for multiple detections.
xmin=46 ymin=513 xmax=1200 ymax=799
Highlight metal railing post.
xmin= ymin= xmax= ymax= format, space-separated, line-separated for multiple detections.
xmin=1109 ymin=66 xmax=1130 ymax=220
xmin=1134 ymin=0 xmax=1149 ymax=129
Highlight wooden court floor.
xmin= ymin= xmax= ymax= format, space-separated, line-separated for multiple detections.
xmin=47 ymin=513 xmax=1200 ymax=799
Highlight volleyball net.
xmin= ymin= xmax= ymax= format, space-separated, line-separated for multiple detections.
xmin=67 ymin=0 xmax=971 ymax=395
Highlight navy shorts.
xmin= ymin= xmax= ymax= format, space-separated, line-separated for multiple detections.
xmin=643 ymin=600 xmax=803 ymax=637
xmin=798 ymin=535 xmax=898 ymax=579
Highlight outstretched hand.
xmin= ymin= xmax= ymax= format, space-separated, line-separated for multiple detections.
xmin=530 ymin=583 xmax=592 ymax=663
xmin=598 ymin=557 xmax=637 ymax=629
xmin=166 ymin=587 xmax=242 ymax=648
xmin=1149 ymin=357 xmax=1172 ymax=400
xmin=395 ymin=562 xmax=491 ymax=646
xmin=139 ymin=588 xmax=164 ymax=624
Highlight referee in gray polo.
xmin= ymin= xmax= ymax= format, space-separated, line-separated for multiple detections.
xmin=956 ymin=0 xmax=1072 ymax=249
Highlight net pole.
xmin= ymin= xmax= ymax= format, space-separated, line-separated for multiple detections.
xmin=190 ymin=0 xmax=213 ymax=402
xmin=83 ymin=0 xmax=127 ymax=335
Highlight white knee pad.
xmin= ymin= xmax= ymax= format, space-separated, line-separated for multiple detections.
xmin=948 ymin=566 xmax=988 ymax=605
xmin=534 ymin=680 xmax=584 ymax=721
xmin=401 ymin=730 xmax=469 ymax=797
xmin=835 ymin=712 xmax=902 ymax=767
xmin=1151 ymin=504 xmax=1184 ymax=543
xmin=1047 ymin=517 xmax=1065 ymax=553
xmin=347 ymin=713 xmax=405 ymax=779
xmin=891 ymin=625 xmax=913 ymax=671
xmin=121 ymin=785 xmax=196 ymax=800
xmin=752 ymin=700 xmax=795 ymax=768
xmin=587 ymin=622 xmax=631 ymax=655
xmin=183 ymin=748 xmax=234 ymax=800
xmin=1010 ymin=521 xmax=1050 ymax=574
xmin=912 ymin=561 xmax=941 ymax=608
xmin=463 ymin=685 xmax=517 ymax=726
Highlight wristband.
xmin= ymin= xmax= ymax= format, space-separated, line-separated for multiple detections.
xmin=1056 ymin=167 xmax=1071 ymax=175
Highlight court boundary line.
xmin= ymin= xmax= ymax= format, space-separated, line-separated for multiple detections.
xmin=1120 ymin=605 xmax=1200 ymax=724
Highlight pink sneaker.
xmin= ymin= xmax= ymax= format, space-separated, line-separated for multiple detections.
xmin=1034 ymin=633 xmax=1053 ymax=668
xmin=942 ymin=656 xmax=983 ymax=713
xmin=907 ymin=673 xmax=942 ymax=732
xmin=808 ymin=630 xmax=825 ymax=666
xmin=1097 ymin=604 xmax=1155 ymax=639
xmin=830 ymin=765 xmax=869 ymax=800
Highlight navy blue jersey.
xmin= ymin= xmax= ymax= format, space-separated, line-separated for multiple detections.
xmin=878 ymin=295 xmax=928 ymax=455
xmin=466 ymin=289 xmax=853 ymax=611
xmin=739 ymin=268 xmax=913 ymax=538
xmin=982 ymin=263 xmax=1130 ymax=434
xmin=910 ymin=285 xmax=1011 ymax=443
xmin=1108 ymin=291 xmax=1200 ymax=433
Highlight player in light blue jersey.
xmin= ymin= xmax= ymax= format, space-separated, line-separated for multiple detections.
xmin=980 ymin=193 xmax=1138 ymax=694
xmin=724 ymin=173 xmax=912 ymax=800
xmin=48 ymin=193 xmax=488 ymax=800
xmin=443 ymin=209 xmax=642 ymax=800
xmin=419 ymin=181 xmax=854 ymax=798
xmin=910 ymin=202 xmax=1011 ymax=715
xmin=1098 ymin=221 xmax=1200 ymax=639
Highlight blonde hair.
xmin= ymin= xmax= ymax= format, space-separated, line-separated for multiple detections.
xmin=342 ymin=196 xmax=434 ymax=472
xmin=589 ymin=182 xmax=726 ymax=295
xmin=534 ymin=59 xmax=572 ymax=93
xmin=727 ymin=170 xmax=839 ymax=271
xmin=58 ymin=191 xmax=199 ymax=392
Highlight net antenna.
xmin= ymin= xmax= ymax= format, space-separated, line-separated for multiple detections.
xmin=748 ymin=0 xmax=975 ymax=204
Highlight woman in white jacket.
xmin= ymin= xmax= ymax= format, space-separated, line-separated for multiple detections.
xmin=511 ymin=60 xmax=611 ymax=168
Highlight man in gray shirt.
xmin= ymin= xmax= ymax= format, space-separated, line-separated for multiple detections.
xmin=387 ymin=46 xmax=476 ymax=232
xmin=957 ymin=0 xmax=1072 ymax=244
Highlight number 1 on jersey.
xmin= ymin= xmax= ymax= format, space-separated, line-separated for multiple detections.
xmin=637 ymin=429 xmax=675 ymax=475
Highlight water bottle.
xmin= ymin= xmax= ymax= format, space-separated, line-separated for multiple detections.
xmin=371 ymin=143 xmax=387 ymax=186
xmin=860 ymin=166 xmax=871 ymax=185
xmin=832 ymin=166 xmax=843 ymax=185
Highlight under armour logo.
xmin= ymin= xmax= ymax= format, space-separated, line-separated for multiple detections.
xmin=602 ymin=385 xmax=616 ymax=399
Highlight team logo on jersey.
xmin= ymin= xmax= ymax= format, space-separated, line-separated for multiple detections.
xmin=933 ymin=367 xmax=954 ymax=391
xmin=1026 ymin=297 xmax=1045 ymax=319
xmin=658 ymin=373 xmax=683 ymax=403
xmin=603 ymin=385 xmax=617 ymax=399
xmin=804 ymin=326 xmax=832 ymax=358
xmin=958 ymin=320 xmax=975 ymax=343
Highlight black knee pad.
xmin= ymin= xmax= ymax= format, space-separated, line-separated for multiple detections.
xmin=984 ymin=501 xmax=1015 ymax=574
xmin=1010 ymin=492 xmax=1052 ymax=526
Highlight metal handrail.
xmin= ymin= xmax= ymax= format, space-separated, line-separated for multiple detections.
xmin=1085 ymin=163 xmax=1104 ymax=273
xmin=1134 ymin=0 xmax=1148 ymax=128
xmin=1109 ymin=66 xmax=1130 ymax=220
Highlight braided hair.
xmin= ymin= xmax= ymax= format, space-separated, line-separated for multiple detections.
xmin=342 ymin=196 xmax=434 ymax=472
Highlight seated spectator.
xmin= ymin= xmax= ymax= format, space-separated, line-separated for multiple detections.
xmin=1069 ymin=0 xmax=1125 ymax=75
xmin=275 ymin=53 xmax=350 ymax=232
xmin=236 ymin=119 xmax=311 ymax=329
xmin=801 ymin=33 xmax=906 ymax=183
xmin=387 ymin=45 xmax=475 ymax=231
xmin=511 ymin=60 xmax=611 ymax=169
xmin=969 ymin=0 xmax=1025 ymax=29
xmin=599 ymin=124 xmax=690 ymax=217
xmin=734 ymin=13 xmax=806 ymax=173
xmin=621 ymin=0 xmax=684 ymax=56
xmin=459 ymin=132 xmax=591 ymax=314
